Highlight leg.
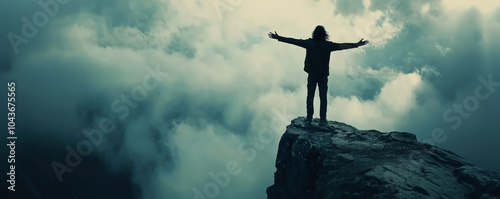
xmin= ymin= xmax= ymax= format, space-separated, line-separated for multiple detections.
xmin=306 ymin=75 xmax=317 ymax=122
xmin=318 ymin=76 xmax=328 ymax=120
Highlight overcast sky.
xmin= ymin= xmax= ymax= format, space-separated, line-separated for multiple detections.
xmin=1 ymin=0 xmax=500 ymax=198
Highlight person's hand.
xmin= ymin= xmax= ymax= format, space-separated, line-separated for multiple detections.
xmin=357 ymin=38 xmax=369 ymax=46
xmin=268 ymin=31 xmax=279 ymax=39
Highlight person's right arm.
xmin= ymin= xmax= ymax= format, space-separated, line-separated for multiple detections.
xmin=329 ymin=38 xmax=369 ymax=51
xmin=268 ymin=31 xmax=308 ymax=48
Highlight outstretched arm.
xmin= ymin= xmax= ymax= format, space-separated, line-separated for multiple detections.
xmin=268 ymin=31 xmax=308 ymax=48
xmin=331 ymin=38 xmax=369 ymax=51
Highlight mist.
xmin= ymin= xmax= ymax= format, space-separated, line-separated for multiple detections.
xmin=1 ymin=0 xmax=499 ymax=198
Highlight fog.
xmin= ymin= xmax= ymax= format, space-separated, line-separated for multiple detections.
xmin=1 ymin=0 xmax=499 ymax=198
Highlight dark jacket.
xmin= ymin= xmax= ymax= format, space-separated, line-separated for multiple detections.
xmin=276 ymin=36 xmax=360 ymax=76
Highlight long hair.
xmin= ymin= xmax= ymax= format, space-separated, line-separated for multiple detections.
xmin=312 ymin=25 xmax=329 ymax=42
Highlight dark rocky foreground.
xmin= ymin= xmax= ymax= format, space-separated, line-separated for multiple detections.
xmin=266 ymin=117 xmax=500 ymax=199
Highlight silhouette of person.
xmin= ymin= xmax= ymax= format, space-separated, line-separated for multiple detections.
xmin=268 ymin=25 xmax=368 ymax=123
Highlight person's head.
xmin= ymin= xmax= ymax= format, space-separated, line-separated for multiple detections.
xmin=312 ymin=25 xmax=329 ymax=42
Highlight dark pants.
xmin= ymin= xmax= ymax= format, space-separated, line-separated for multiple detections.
xmin=307 ymin=74 xmax=328 ymax=120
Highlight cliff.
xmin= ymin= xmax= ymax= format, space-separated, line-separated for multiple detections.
xmin=266 ymin=117 xmax=500 ymax=199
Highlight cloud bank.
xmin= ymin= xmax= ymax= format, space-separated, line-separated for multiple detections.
xmin=1 ymin=0 xmax=499 ymax=198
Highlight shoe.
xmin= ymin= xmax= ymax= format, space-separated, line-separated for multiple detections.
xmin=319 ymin=118 xmax=327 ymax=123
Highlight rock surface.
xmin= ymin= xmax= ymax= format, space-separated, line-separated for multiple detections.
xmin=266 ymin=117 xmax=500 ymax=199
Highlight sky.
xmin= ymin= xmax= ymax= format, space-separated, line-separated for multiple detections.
xmin=1 ymin=0 xmax=500 ymax=198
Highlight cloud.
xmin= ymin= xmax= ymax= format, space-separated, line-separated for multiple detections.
xmin=334 ymin=0 xmax=365 ymax=16
xmin=1 ymin=0 xmax=499 ymax=198
xmin=361 ymin=0 xmax=500 ymax=172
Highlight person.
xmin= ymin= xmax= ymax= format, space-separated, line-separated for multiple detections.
xmin=268 ymin=25 xmax=368 ymax=123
